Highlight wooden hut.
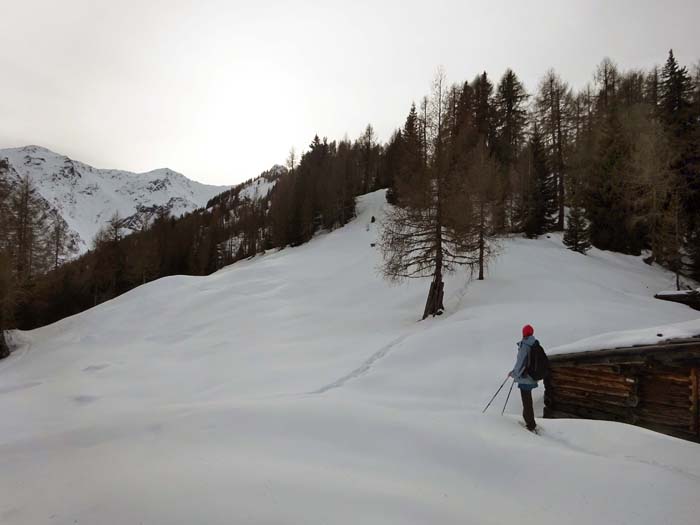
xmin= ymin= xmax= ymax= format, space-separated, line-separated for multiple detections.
xmin=544 ymin=338 xmax=700 ymax=442
xmin=654 ymin=289 xmax=700 ymax=311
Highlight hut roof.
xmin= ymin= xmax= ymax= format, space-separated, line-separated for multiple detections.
xmin=549 ymin=318 xmax=700 ymax=357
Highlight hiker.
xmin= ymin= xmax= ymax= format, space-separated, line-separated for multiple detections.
xmin=508 ymin=324 xmax=539 ymax=431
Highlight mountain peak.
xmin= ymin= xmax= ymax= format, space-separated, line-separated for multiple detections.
xmin=0 ymin=145 xmax=231 ymax=255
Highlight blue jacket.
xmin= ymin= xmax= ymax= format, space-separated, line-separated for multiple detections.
xmin=512 ymin=335 xmax=538 ymax=386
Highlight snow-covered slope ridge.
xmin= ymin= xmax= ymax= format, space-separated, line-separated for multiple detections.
xmin=1 ymin=190 xmax=699 ymax=525
xmin=0 ymin=145 xmax=229 ymax=253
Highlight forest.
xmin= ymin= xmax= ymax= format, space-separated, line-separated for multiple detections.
xmin=1 ymin=49 xmax=698 ymax=352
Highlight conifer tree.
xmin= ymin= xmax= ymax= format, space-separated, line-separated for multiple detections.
xmin=535 ymin=70 xmax=570 ymax=231
xmin=660 ymin=50 xmax=700 ymax=278
xmin=360 ymin=124 xmax=378 ymax=194
xmin=394 ymin=103 xmax=423 ymax=206
xmin=380 ymin=130 xmax=402 ymax=202
xmin=522 ymin=125 xmax=556 ymax=237
xmin=493 ymin=69 xmax=528 ymax=231
xmin=472 ymin=72 xmax=495 ymax=145
xmin=659 ymin=49 xmax=693 ymax=136
xmin=586 ymin=108 xmax=633 ymax=252
xmin=563 ymin=170 xmax=591 ymax=254
xmin=493 ymin=69 xmax=529 ymax=166
xmin=563 ymin=205 xmax=591 ymax=254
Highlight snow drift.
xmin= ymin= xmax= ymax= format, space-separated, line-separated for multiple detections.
xmin=1 ymin=190 xmax=699 ymax=524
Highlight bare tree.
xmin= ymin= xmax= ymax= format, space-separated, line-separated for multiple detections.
xmin=624 ymin=106 xmax=682 ymax=285
xmin=10 ymin=176 xmax=50 ymax=280
xmin=380 ymin=69 xmax=493 ymax=319
xmin=47 ymin=211 xmax=77 ymax=270
xmin=0 ymin=252 xmax=12 ymax=358
xmin=0 ymin=169 xmax=13 ymax=358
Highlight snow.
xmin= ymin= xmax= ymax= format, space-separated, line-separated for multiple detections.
xmin=0 ymin=145 xmax=229 ymax=253
xmin=238 ymin=176 xmax=277 ymax=201
xmin=1 ymin=190 xmax=699 ymax=524
xmin=551 ymin=318 xmax=700 ymax=355
xmin=656 ymin=289 xmax=700 ymax=297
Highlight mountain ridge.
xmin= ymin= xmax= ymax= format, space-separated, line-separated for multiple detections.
xmin=0 ymin=145 xmax=231 ymax=254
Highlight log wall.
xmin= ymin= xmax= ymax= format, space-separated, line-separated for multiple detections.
xmin=544 ymin=339 xmax=700 ymax=442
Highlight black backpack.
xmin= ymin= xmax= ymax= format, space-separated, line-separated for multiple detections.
xmin=525 ymin=340 xmax=550 ymax=381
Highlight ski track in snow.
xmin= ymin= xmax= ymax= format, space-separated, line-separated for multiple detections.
xmin=309 ymin=332 xmax=414 ymax=394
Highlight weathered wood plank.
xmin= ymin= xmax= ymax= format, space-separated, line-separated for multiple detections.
xmin=550 ymin=367 xmax=635 ymax=385
xmin=553 ymin=389 xmax=639 ymax=408
xmin=545 ymin=337 xmax=700 ymax=443
xmin=549 ymin=380 xmax=634 ymax=397
xmin=550 ymin=401 xmax=635 ymax=423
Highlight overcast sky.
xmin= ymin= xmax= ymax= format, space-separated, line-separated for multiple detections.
xmin=1 ymin=1 xmax=698 ymax=186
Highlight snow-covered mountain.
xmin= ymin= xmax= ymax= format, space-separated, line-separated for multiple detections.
xmin=2 ymin=190 xmax=699 ymax=524
xmin=0 ymin=145 xmax=230 ymax=253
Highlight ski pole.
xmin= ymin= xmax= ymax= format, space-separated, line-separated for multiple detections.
xmin=482 ymin=376 xmax=510 ymax=413
xmin=501 ymin=380 xmax=515 ymax=415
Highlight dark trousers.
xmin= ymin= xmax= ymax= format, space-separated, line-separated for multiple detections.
xmin=520 ymin=388 xmax=536 ymax=430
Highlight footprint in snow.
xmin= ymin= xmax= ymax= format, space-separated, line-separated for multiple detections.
xmin=73 ymin=395 xmax=99 ymax=405
xmin=82 ymin=363 xmax=110 ymax=372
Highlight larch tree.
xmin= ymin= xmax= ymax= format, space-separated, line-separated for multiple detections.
xmin=10 ymin=176 xmax=49 ymax=281
xmin=623 ymin=105 xmax=679 ymax=269
xmin=0 ymin=166 xmax=13 ymax=357
xmin=91 ymin=212 xmax=126 ymax=303
xmin=535 ymin=69 xmax=571 ymax=231
xmin=465 ymin=138 xmax=498 ymax=279
xmin=48 ymin=211 xmax=76 ymax=270
xmin=380 ymin=69 xmax=495 ymax=319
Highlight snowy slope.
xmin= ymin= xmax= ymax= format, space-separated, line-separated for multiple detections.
xmin=1 ymin=190 xmax=699 ymax=525
xmin=0 ymin=145 xmax=229 ymax=253
xmin=238 ymin=169 xmax=280 ymax=200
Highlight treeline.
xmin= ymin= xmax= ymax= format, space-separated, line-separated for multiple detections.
xmin=0 ymin=134 xmax=391 ymax=334
xmin=0 ymin=162 xmax=78 ymax=355
xmin=1 ymin=49 xmax=698 ymax=342
xmin=380 ymin=50 xmax=700 ymax=318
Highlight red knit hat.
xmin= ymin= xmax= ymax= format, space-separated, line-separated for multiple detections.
xmin=522 ymin=324 xmax=534 ymax=337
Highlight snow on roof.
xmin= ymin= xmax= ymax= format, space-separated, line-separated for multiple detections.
xmin=655 ymin=289 xmax=700 ymax=297
xmin=550 ymin=318 xmax=700 ymax=356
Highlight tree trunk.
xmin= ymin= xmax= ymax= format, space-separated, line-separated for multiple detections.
xmin=422 ymin=273 xmax=445 ymax=320
xmin=423 ymin=200 xmax=445 ymax=320
xmin=0 ymin=329 xmax=10 ymax=360
xmin=478 ymin=201 xmax=485 ymax=280
xmin=555 ymin=90 xmax=565 ymax=231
